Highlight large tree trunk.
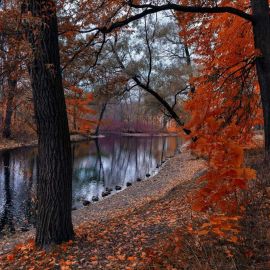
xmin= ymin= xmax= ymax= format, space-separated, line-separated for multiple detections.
xmin=2 ymin=79 xmax=16 ymax=139
xmin=22 ymin=0 xmax=74 ymax=246
xmin=251 ymin=0 xmax=270 ymax=160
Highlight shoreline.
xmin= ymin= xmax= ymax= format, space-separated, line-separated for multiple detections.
xmin=0 ymin=139 xmax=38 ymax=152
xmin=0 ymin=134 xmax=103 ymax=152
xmin=0 ymin=149 xmax=205 ymax=255
xmin=0 ymin=132 xmax=179 ymax=152
xmin=72 ymin=151 xmax=204 ymax=225
xmin=113 ymin=132 xmax=179 ymax=137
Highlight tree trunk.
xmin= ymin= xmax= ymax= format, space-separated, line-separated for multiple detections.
xmin=133 ymin=76 xmax=191 ymax=135
xmin=95 ymin=102 xmax=107 ymax=135
xmin=184 ymin=43 xmax=195 ymax=93
xmin=251 ymin=0 xmax=270 ymax=160
xmin=2 ymin=79 xmax=16 ymax=139
xmin=22 ymin=0 xmax=74 ymax=246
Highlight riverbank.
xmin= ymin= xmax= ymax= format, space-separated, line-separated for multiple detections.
xmin=72 ymin=150 xmax=204 ymax=225
xmin=0 ymin=132 xmax=177 ymax=152
xmin=0 ymin=134 xmax=104 ymax=152
xmin=0 ymin=149 xmax=205 ymax=258
xmin=0 ymin=137 xmax=38 ymax=152
xmin=118 ymin=132 xmax=179 ymax=137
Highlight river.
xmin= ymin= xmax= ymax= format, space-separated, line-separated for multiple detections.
xmin=0 ymin=135 xmax=180 ymax=235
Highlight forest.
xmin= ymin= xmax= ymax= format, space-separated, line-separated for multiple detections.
xmin=0 ymin=0 xmax=269 ymax=269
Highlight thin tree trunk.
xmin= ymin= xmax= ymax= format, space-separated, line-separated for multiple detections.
xmin=251 ymin=0 xmax=270 ymax=161
xmin=95 ymin=102 xmax=107 ymax=135
xmin=73 ymin=105 xmax=77 ymax=132
xmin=22 ymin=0 xmax=74 ymax=246
xmin=2 ymin=79 xmax=16 ymax=139
xmin=184 ymin=43 xmax=195 ymax=93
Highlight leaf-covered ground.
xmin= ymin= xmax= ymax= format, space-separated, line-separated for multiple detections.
xmin=0 ymin=151 xmax=205 ymax=269
xmin=0 ymin=174 xmax=203 ymax=270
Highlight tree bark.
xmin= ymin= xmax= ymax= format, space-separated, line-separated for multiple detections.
xmin=2 ymin=79 xmax=16 ymax=138
xmin=22 ymin=0 xmax=74 ymax=246
xmin=95 ymin=102 xmax=107 ymax=135
xmin=251 ymin=0 xmax=270 ymax=160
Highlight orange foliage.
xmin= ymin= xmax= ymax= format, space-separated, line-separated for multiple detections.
xmin=64 ymin=83 xmax=96 ymax=133
xmin=177 ymin=0 xmax=262 ymax=240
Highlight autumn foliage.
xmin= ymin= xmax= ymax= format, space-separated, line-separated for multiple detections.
xmin=64 ymin=83 xmax=96 ymax=133
xmin=0 ymin=0 xmax=269 ymax=268
xmin=175 ymin=0 xmax=262 ymax=240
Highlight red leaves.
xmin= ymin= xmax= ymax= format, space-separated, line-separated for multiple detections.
xmin=179 ymin=2 xmax=259 ymax=240
xmin=188 ymin=214 xmax=241 ymax=244
xmin=64 ymin=83 xmax=96 ymax=133
xmin=232 ymin=178 xmax=247 ymax=190
xmin=59 ymin=259 xmax=76 ymax=270
xmin=6 ymin=254 xmax=15 ymax=262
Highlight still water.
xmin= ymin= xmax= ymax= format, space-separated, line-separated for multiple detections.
xmin=0 ymin=135 xmax=180 ymax=235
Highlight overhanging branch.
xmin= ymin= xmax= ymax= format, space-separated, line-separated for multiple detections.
xmin=100 ymin=2 xmax=253 ymax=34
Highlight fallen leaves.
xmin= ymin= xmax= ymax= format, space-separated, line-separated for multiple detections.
xmin=0 ymin=175 xmax=198 ymax=269
xmin=6 ymin=254 xmax=14 ymax=262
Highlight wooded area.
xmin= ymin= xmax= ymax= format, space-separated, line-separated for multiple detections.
xmin=0 ymin=0 xmax=270 ymax=269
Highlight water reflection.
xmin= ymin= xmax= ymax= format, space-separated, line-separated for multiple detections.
xmin=0 ymin=135 xmax=180 ymax=235
xmin=0 ymin=151 xmax=14 ymax=233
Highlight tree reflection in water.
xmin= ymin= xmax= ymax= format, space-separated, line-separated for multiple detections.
xmin=0 ymin=151 xmax=15 ymax=234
